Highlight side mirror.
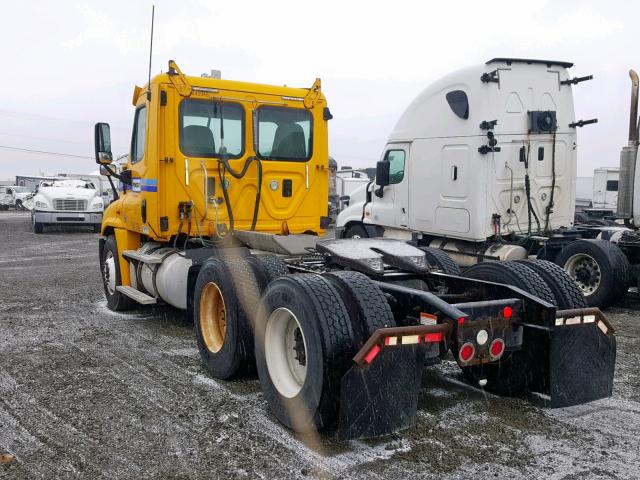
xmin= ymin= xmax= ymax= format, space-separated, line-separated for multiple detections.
xmin=375 ymin=160 xmax=390 ymax=187
xmin=94 ymin=122 xmax=113 ymax=165
xmin=99 ymin=165 xmax=112 ymax=177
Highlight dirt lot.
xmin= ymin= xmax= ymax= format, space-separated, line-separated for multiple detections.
xmin=0 ymin=210 xmax=639 ymax=479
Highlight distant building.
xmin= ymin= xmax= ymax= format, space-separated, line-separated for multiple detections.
xmin=15 ymin=175 xmax=58 ymax=191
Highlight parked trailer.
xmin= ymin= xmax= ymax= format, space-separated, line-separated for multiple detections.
xmin=93 ymin=60 xmax=616 ymax=439
xmin=337 ymin=59 xmax=640 ymax=308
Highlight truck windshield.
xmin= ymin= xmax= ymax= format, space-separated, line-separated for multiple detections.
xmin=257 ymin=106 xmax=312 ymax=161
xmin=179 ymin=100 xmax=244 ymax=158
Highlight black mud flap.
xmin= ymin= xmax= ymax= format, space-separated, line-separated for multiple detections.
xmin=546 ymin=321 xmax=616 ymax=407
xmin=337 ymin=346 xmax=425 ymax=440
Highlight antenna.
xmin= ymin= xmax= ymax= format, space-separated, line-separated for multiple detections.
xmin=147 ymin=5 xmax=155 ymax=101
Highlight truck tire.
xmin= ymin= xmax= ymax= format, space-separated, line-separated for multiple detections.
xmin=255 ymin=274 xmax=356 ymax=432
xmin=420 ymin=247 xmax=461 ymax=276
xmin=516 ymin=259 xmax=587 ymax=309
xmin=460 ymin=261 xmax=556 ymax=395
xmin=100 ymin=235 xmax=135 ymax=311
xmin=323 ymin=270 xmax=396 ymax=347
xmin=344 ymin=223 xmax=368 ymax=239
xmin=462 ymin=261 xmax=555 ymax=305
xmin=555 ymin=239 xmax=631 ymax=308
xmin=32 ymin=214 xmax=44 ymax=234
xmin=249 ymin=255 xmax=289 ymax=284
xmin=194 ymin=258 xmax=256 ymax=379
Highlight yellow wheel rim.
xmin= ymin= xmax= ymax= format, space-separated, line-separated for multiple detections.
xmin=199 ymin=282 xmax=226 ymax=353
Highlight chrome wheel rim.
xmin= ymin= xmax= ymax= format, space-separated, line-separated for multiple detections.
xmin=564 ymin=253 xmax=601 ymax=296
xmin=265 ymin=307 xmax=307 ymax=398
xmin=103 ymin=250 xmax=117 ymax=295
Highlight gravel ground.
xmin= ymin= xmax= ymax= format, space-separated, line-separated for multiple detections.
xmin=0 ymin=210 xmax=639 ymax=479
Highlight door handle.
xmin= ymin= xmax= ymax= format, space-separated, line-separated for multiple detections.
xmin=451 ymin=165 xmax=458 ymax=181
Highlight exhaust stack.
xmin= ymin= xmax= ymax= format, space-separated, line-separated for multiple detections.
xmin=616 ymin=69 xmax=640 ymax=220
xmin=629 ymin=69 xmax=639 ymax=145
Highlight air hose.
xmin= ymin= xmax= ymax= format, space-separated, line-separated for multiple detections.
xmin=544 ymin=132 xmax=557 ymax=232
xmin=523 ymin=142 xmax=541 ymax=234
xmin=213 ymin=101 xmax=263 ymax=235
xmin=217 ymin=153 xmax=263 ymax=233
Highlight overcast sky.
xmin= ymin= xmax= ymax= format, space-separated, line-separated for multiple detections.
xmin=0 ymin=0 xmax=637 ymax=181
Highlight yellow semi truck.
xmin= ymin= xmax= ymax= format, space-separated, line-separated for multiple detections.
xmin=94 ymin=61 xmax=616 ymax=439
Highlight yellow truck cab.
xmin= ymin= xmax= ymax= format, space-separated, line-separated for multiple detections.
xmin=97 ymin=61 xmax=330 ymax=284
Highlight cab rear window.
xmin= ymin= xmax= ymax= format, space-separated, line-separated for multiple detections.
xmin=179 ymin=100 xmax=244 ymax=158
xmin=256 ymin=107 xmax=312 ymax=161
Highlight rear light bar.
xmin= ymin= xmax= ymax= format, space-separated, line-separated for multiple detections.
xmin=356 ymin=324 xmax=451 ymax=367
xmin=554 ymin=307 xmax=615 ymax=335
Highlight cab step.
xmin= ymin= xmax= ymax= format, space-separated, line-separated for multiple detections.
xmin=116 ymin=286 xmax=157 ymax=305
xmin=122 ymin=250 xmax=163 ymax=264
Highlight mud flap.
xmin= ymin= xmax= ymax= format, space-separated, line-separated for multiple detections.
xmin=337 ymin=346 xmax=425 ymax=440
xmin=546 ymin=322 xmax=616 ymax=407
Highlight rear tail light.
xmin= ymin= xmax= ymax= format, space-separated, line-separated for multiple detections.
xmin=459 ymin=342 xmax=475 ymax=363
xmin=490 ymin=338 xmax=505 ymax=359
xmin=502 ymin=306 xmax=513 ymax=319
xmin=364 ymin=345 xmax=381 ymax=364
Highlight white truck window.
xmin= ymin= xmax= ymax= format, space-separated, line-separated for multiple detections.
xmin=386 ymin=150 xmax=406 ymax=184
xmin=445 ymin=90 xmax=469 ymax=119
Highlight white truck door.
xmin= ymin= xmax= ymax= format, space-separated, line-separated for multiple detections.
xmin=367 ymin=144 xmax=410 ymax=229
xmin=592 ymin=170 xmax=605 ymax=207
xmin=605 ymin=171 xmax=618 ymax=210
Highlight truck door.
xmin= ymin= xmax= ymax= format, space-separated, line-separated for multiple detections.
xmin=592 ymin=171 xmax=605 ymax=207
xmin=368 ymin=143 xmax=409 ymax=229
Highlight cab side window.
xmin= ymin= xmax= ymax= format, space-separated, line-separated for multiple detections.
xmin=131 ymin=106 xmax=147 ymax=164
xmin=385 ymin=150 xmax=406 ymax=184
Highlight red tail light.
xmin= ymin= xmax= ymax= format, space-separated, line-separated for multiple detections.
xmin=502 ymin=306 xmax=513 ymax=319
xmin=459 ymin=343 xmax=475 ymax=363
xmin=490 ymin=338 xmax=505 ymax=359
xmin=424 ymin=332 xmax=443 ymax=343
xmin=364 ymin=344 xmax=381 ymax=364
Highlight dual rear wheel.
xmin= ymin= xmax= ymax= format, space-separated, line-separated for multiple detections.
xmin=194 ymin=257 xmax=395 ymax=432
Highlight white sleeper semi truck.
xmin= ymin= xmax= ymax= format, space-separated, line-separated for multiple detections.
xmin=337 ymin=58 xmax=640 ymax=308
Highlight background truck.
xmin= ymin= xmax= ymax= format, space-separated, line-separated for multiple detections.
xmin=93 ymin=60 xmax=615 ymax=439
xmin=337 ymin=58 xmax=639 ymax=308
xmin=29 ymin=178 xmax=104 ymax=233
xmin=328 ymin=159 xmax=371 ymax=219
xmin=0 ymin=185 xmax=32 ymax=210
xmin=574 ymin=167 xmax=619 ymax=224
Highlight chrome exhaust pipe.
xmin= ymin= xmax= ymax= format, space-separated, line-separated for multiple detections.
xmin=617 ymin=69 xmax=639 ymax=220
xmin=630 ymin=69 xmax=639 ymax=145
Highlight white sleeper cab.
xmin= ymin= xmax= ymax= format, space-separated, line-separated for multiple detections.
xmin=337 ymin=58 xmax=640 ymax=309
